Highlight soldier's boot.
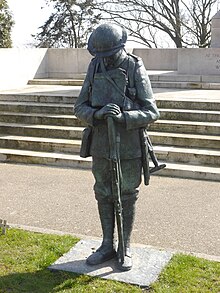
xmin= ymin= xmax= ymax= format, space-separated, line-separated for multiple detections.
xmin=86 ymin=201 xmax=116 ymax=265
xmin=118 ymin=198 xmax=136 ymax=271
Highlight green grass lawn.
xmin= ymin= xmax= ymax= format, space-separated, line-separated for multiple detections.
xmin=0 ymin=228 xmax=219 ymax=292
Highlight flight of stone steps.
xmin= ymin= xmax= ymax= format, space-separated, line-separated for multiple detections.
xmin=0 ymin=83 xmax=220 ymax=181
xmin=28 ymin=71 xmax=220 ymax=90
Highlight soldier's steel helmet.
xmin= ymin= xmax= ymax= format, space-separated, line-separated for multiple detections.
xmin=87 ymin=23 xmax=127 ymax=57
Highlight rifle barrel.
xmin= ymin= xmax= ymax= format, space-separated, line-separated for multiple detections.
xmin=107 ymin=117 xmax=125 ymax=265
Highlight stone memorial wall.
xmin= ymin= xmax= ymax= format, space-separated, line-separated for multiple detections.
xmin=0 ymin=10 xmax=220 ymax=90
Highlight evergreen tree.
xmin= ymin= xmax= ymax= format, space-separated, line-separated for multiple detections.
xmin=0 ymin=0 xmax=14 ymax=48
xmin=33 ymin=0 xmax=101 ymax=48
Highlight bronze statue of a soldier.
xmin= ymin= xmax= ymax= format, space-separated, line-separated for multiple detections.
xmin=74 ymin=23 xmax=160 ymax=271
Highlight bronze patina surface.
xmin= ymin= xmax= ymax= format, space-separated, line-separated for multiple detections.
xmin=74 ymin=23 xmax=160 ymax=271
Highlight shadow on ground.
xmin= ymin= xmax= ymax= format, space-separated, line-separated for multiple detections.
xmin=0 ymin=269 xmax=95 ymax=293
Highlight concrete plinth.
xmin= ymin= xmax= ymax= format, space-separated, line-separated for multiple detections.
xmin=48 ymin=239 xmax=173 ymax=288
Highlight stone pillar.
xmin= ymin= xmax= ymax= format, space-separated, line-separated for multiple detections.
xmin=211 ymin=10 xmax=220 ymax=47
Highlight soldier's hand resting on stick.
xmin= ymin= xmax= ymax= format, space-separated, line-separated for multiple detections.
xmin=94 ymin=103 xmax=121 ymax=120
xmin=107 ymin=112 xmax=125 ymax=123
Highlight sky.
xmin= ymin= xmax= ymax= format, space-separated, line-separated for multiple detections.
xmin=8 ymin=0 xmax=135 ymax=48
xmin=8 ymin=0 xmax=53 ymax=48
xmin=7 ymin=0 xmax=220 ymax=49
xmin=7 ymin=0 xmax=144 ymax=48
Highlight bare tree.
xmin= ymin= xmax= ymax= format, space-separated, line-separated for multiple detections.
xmin=182 ymin=0 xmax=217 ymax=47
xmin=95 ymin=0 xmax=186 ymax=47
xmin=96 ymin=0 xmax=218 ymax=48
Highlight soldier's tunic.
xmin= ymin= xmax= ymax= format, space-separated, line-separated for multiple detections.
xmin=74 ymin=53 xmax=160 ymax=202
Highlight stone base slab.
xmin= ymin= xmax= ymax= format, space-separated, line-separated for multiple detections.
xmin=48 ymin=239 xmax=173 ymax=288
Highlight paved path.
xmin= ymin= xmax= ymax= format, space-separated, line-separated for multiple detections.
xmin=1 ymin=163 xmax=220 ymax=260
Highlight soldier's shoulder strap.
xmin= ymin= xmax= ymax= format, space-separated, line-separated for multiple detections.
xmin=88 ymin=57 xmax=100 ymax=85
xmin=126 ymin=53 xmax=141 ymax=88
xmin=127 ymin=52 xmax=141 ymax=62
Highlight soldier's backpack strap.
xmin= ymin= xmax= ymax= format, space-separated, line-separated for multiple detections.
xmin=126 ymin=53 xmax=140 ymax=101
xmin=88 ymin=57 xmax=100 ymax=102
xmin=88 ymin=57 xmax=101 ymax=85
xmin=127 ymin=53 xmax=136 ymax=87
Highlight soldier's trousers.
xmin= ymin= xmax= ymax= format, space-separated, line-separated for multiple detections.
xmin=92 ymin=156 xmax=142 ymax=202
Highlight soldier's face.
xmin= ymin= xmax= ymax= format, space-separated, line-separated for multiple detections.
xmin=103 ymin=50 xmax=122 ymax=67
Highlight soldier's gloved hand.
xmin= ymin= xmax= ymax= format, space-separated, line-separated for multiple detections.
xmin=94 ymin=103 xmax=121 ymax=120
xmin=110 ymin=113 xmax=125 ymax=123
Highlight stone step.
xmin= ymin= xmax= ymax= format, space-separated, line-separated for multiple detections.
xmin=0 ymin=91 xmax=220 ymax=112
xmin=1 ymin=101 xmax=220 ymax=123
xmin=150 ymin=131 xmax=220 ymax=149
xmin=157 ymin=161 xmax=220 ymax=181
xmin=29 ymin=74 xmax=220 ymax=84
xmin=0 ymin=134 xmax=218 ymax=166
xmin=159 ymin=108 xmax=220 ymax=122
xmin=0 ymin=119 xmax=219 ymax=139
xmin=156 ymin=98 xmax=220 ymax=111
xmin=0 ymin=148 xmax=219 ymax=181
xmin=28 ymin=78 xmax=84 ymax=86
xmin=1 ymin=130 xmax=219 ymax=154
xmin=0 ymin=112 xmax=83 ymax=127
xmin=0 ymin=108 xmax=219 ymax=126
xmin=0 ymin=122 xmax=84 ymax=139
xmin=149 ymin=73 xmax=220 ymax=83
xmin=151 ymin=81 xmax=220 ymax=89
xmin=0 ymin=85 xmax=80 ymax=103
xmin=0 ymin=101 xmax=74 ymax=114
xmin=0 ymin=135 xmax=81 ymax=153
xmin=0 ymin=148 xmax=92 ymax=169
xmin=28 ymin=76 xmax=220 ymax=89
xmin=0 ymin=93 xmax=77 ymax=104
xmin=154 ymin=145 xmax=220 ymax=166
xmin=150 ymin=120 xmax=220 ymax=135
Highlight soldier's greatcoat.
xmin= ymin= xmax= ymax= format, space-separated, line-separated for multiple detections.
xmin=74 ymin=54 xmax=160 ymax=161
